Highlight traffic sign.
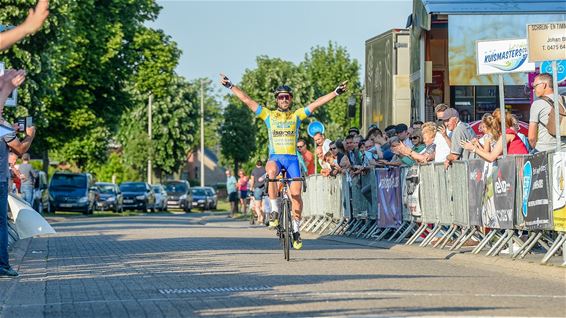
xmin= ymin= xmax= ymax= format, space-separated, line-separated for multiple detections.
xmin=540 ymin=60 xmax=566 ymax=83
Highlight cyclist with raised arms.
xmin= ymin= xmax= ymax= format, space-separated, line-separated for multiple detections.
xmin=220 ymin=74 xmax=347 ymax=250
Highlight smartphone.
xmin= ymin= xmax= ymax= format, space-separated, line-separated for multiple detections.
xmin=16 ymin=116 xmax=32 ymax=132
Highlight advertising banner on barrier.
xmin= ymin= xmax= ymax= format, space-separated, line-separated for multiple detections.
xmin=467 ymin=159 xmax=485 ymax=226
xmin=491 ymin=158 xmax=516 ymax=229
xmin=482 ymin=163 xmax=497 ymax=228
xmin=376 ymin=168 xmax=402 ymax=228
xmin=405 ymin=165 xmax=421 ymax=217
xmin=523 ymin=152 xmax=552 ymax=230
xmin=551 ymin=152 xmax=566 ymax=231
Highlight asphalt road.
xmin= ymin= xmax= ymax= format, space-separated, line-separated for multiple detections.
xmin=1 ymin=212 xmax=564 ymax=317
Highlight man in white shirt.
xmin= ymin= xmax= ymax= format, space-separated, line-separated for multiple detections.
xmin=313 ymin=132 xmax=332 ymax=155
xmin=433 ymin=104 xmax=453 ymax=163
xmin=528 ymin=73 xmax=566 ymax=152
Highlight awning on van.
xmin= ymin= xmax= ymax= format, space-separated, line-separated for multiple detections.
xmin=421 ymin=0 xmax=566 ymax=15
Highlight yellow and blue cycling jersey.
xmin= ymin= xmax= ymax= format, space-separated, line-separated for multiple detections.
xmin=255 ymin=105 xmax=312 ymax=155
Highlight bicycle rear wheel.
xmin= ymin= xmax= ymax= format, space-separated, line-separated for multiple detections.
xmin=282 ymin=199 xmax=291 ymax=261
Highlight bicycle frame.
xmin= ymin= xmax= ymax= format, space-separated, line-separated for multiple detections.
xmin=267 ymin=174 xmax=305 ymax=261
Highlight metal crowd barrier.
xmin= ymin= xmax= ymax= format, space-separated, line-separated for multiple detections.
xmin=300 ymin=152 xmax=566 ymax=266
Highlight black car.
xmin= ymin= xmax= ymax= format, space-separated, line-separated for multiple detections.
xmin=191 ymin=187 xmax=213 ymax=210
xmin=164 ymin=180 xmax=192 ymax=212
xmin=119 ymin=182 xmax=156 ymax=212
xmin=48 ymin=172 xmax=97 ymax=214
xmin=95 ymin=182 xmax=123 ymax=213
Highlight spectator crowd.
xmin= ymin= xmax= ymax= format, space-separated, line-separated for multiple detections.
xmin=295 ymin=72 xmax=566 ymax=179
xmin=233 ymin=71 xmax=565 ymax=225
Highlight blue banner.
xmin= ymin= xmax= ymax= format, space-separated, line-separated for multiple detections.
xmin=376 ymin=168 xmax=402 ymax=228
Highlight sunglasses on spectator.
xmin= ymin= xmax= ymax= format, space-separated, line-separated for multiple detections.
xmin=297 ymin=144 xmax=305 ymax=148
xmin=410 ymin=136 xmax=420 ymax=140
xmin=330 ymin=147 xmax=337 ymax=150
xmin=532 ymin=82 xmax=545 ymax=89
xmin=277 ymin=95 xmax=291 ymax=100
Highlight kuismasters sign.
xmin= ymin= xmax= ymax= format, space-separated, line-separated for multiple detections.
xmin=476 ymin=39 xmax=536 ymax=75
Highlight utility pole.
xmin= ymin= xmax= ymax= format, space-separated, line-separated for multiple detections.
xmin=147 ymin=93 xmax=153 ymax=184
xmin=200 ymin=80 xmax=205 ymax=187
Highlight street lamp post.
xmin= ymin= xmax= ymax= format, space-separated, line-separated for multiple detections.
xmin=147 ymin=93 xmax=153 ymax=184
xmin=200 ymin=80 xmax=205 ymax=187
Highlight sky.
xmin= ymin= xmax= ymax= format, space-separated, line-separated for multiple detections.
xmin=148 ymin=0 xmax=413 ymax=88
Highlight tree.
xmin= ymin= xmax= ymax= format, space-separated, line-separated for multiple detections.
xmin=192 ymin=79 xmax=223 ymax=151
xmin=220 ymin=103 xmax=256 ymax=173
xmin=0 ymin=0 xmax=178 ymax=171
xmin=301 ymin=42 xmax=362 ymax=139
xmin=235 ymin=56 xmax=315 ymax=161
xmin=91 ymin=152 xmax=140 ymax=184
xmin=119 ymin=75 xmax=199 ymax=178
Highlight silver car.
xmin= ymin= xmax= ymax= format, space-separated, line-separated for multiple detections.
xmin=152 ymin=184 xmax=168 ymax=212
xmin=203 ymin=187 xmax=218 ymax=210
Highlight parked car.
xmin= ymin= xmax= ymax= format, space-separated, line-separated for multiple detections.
xmin=191 ymin=187 xmax=216 ymax=210
xmin=164 ymin=180 xmax=192 ymax=212
xmin=152 ymin=184 xmax=168 ymax=212
xmin=32 ymin=170 xmax=49 ymax=214
xmin=48 ymin=172 xmax=97 ymax=214
xmin=95 ymin=182 xmax=123 ymax=213
xmin=204 ymin=187 xmax=218 ymax=210
xmin=119 ymin=182 xmax=156 ymax=212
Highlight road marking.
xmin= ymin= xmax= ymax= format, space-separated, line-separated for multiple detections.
xmin=159 ymin=285 xmax=272 ymax=294
xmin=3 ymin=288 xmax=565 ymax=310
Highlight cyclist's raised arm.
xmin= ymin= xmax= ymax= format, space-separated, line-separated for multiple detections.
xmin=306 ymin=81 xmax=347 ymax=114
xmin=220 ymin=74 xmax=259 ymax=112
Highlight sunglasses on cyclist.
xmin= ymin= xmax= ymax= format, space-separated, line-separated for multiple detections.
xmin=277 ymin=94 xmax=291 ymax=101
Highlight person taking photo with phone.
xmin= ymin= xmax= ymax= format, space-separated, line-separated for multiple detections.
xmin=0 ymin=67 xmax=36 ymax=278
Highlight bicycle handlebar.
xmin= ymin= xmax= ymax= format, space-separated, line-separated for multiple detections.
xmin=267 ymin=177 xmax=305 ymax=183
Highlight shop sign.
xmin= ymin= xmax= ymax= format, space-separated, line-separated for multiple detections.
xmin=476 ymin=39 xmax=535 ymax=75
xmin=527 ymin=21 xmax=566 ymax=62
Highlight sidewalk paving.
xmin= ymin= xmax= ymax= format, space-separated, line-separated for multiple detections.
xmin=1 ymin=213 xmax=565 ymax=318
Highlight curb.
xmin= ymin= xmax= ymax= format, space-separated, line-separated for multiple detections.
xmin=10 ymin=237 xmax=32 ymax=272
xmin=312 ymin=234 xmax=565 ymax=282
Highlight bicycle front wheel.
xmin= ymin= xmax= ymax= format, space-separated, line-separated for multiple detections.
xmin=282 ymin=199 xmax=291 ymax=261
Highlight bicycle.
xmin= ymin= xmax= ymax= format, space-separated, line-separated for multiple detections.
xmin=267 ymin=170 xmax=305 ymax=261
xmin=247 ymin=194 xmax=257 ymax=225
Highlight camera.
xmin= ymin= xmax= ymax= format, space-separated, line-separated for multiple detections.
xmin=0 ymin=62 xmax=18 ymax=107
xmin=16 ymin=116 xmax=32 ymax=132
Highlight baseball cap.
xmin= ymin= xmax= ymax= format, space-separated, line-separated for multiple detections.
xmin=348 ymin=127 xmax=360 ymax=135
xmin=439 ymin=108 xmax=459 ymax=120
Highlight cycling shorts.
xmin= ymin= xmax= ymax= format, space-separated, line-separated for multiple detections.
xmin=269 ymin=154 xmax=301 ymax=179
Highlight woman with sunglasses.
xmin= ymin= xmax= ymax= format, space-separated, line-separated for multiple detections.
xmin=396 ymin=124 xmax=436 ymax=164
xmin=461 ymin=109 xmax=528 ymax=162
xmin=220 ymin=74 xmax=347 ymax=250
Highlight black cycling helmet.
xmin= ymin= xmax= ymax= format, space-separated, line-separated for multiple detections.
xmin=274 ymin=85 xmax=293 ymax=98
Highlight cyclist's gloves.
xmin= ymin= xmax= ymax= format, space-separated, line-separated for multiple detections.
xmin=222 ymin=76 xmax=234 ymax=89
xmin=334 ymin=81 xmax=348 ymax=96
